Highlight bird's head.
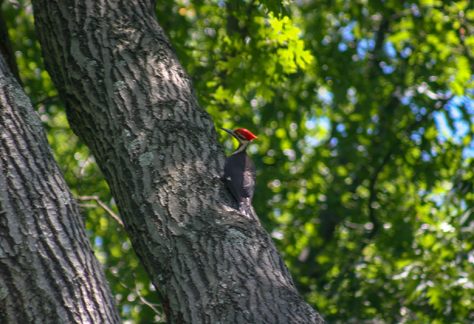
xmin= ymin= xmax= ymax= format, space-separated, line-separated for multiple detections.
xmin=221 ymin=127 xmax=258 ymax=145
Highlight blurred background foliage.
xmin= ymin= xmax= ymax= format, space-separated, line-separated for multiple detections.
xmin=2 ymin=0 xmax=473 ymax=322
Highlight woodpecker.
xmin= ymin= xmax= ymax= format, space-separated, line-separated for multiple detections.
xmin=221 ymin=127 xmax=258 ymax=215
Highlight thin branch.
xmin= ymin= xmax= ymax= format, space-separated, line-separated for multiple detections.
xmin=367 ymin=15 xmax=390 ymax=78
xmin=134 ymin=285 xmax=162 ymax=316
xmin=77 ymin=195 xmax=124 ymax=228
xmin=78 ymin=203 xmax=97 ymax=208
xmin=117 ymin=276 xmax=163 ymax=317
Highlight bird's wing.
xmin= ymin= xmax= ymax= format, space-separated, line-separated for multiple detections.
xmin=224 ymin=154 xmax=244 ymax=203
xmin=242 ymin=155 xmax=256 ymax=200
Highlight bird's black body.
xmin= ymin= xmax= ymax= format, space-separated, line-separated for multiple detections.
xmin=224 ymin=148 xmax=256 ymax=207
xmin=221 ymin=127 xmax=257 ymax=215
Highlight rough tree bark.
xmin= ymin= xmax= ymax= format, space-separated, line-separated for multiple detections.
xmin=32 ymin=0 xmax=324 ymax=322
xmin=0 ymin=55 xmax=119 ymax=322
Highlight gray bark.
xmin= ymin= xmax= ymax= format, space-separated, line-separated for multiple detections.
xmin=0 ymin=55 xmax=119 ymax=322
xmin=32 ymin=0 xmax=324 ymax=322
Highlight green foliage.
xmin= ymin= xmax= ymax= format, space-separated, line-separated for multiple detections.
xmin=3 ymin=0 xmax=474 ymax=322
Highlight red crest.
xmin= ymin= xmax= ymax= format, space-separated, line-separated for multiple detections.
xmin=234 ymin=128 xmax=258 ymax=141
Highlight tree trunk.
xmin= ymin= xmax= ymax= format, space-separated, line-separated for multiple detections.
xmin=32 ymin=0 xmax=323 ymax=322
xmin=0 ymin=55 xmax=119 ymax=322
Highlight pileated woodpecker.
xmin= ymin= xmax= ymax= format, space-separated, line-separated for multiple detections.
xmin=221 ymin=127 xmax=258 ymax=215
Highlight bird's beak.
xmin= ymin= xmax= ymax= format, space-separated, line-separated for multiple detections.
xmin=220 ymin=127 xmax=235 ymax=137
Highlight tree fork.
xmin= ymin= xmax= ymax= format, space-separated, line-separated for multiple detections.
xmin=32 ymin=0 xmax=323 ymax=322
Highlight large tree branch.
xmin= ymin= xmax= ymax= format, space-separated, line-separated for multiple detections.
xmin=0 ymin=52 xmax=119 ymax=322
xmin=32 ymin=0 xmax=323 ymax=322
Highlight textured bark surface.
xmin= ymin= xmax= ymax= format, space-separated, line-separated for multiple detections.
xmin=0 ymin=56 xmax=119 ymax=322
xmin=32 ymin=0 xmax=324 ymax=322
